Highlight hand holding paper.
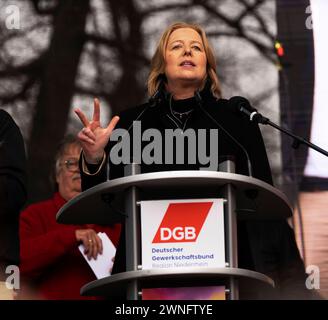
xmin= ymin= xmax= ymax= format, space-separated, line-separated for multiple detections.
xmin=79 ymin=232 xmax=116 ymax=279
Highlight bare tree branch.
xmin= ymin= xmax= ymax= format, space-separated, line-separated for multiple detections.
xmin=193 ymin=0 xmax=276 ymax=63
xmin=0 ymin=76 xmax=38 ymax=104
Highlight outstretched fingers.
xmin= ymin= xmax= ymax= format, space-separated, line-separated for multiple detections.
xmin=75 ymin=108 xmax=90 ymax=127
xmin=93 ymin=98 xmax=100 ymax=122
xmin=106 ymin=116 xmax=120 ymax=134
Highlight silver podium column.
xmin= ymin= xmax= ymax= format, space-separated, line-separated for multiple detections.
xmin=124 ymin=163 xmax=141 ymax=300
xmin=219 ymin=158 xmax=239 ymax=300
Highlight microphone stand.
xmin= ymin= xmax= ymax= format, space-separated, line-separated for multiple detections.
xmin=257 ymin=116 xmax=328 ymax=157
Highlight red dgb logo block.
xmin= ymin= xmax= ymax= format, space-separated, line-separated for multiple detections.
xmin=152 ymin=202 xmax=213 ymax=243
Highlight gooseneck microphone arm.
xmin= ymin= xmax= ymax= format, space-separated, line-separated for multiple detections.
xmin=195 ymin=92 xmax=254 ymax=177
xmin=122 ymin=89 xmax=162 ymax=137
xmin=235 ymin=97 xmax=328 ymax=158
xmin=265 ymin=120 xmax=328 ymax=157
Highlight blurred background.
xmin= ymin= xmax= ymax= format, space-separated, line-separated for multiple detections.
xmin=1 ymin=0 xmax=327 ymax=298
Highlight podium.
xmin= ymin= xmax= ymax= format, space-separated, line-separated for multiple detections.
xmin=57 ymin=165 xmax=292 ymax=300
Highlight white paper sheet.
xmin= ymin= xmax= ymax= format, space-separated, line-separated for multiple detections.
xmin=78 ymin=232 xmax=116 ymax=279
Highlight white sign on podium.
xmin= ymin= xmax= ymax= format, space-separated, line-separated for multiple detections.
xmin=140 ymin=199 xmax=226 ymax=270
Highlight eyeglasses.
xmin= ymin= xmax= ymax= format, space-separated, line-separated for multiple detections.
xmin=60 ymin=159 xmax=79 ymax=172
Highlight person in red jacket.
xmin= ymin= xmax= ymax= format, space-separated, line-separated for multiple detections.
xmin=19 ymin=135 xmax=121 ymax=300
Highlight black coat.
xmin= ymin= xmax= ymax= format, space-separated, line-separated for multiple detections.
xmin=80 ymin=89 xmax=308 ymax=299
xmin=0 ymin=110 xmax=27 ymax=277
xmin=82 ymin=89 xmax=273 ymax=187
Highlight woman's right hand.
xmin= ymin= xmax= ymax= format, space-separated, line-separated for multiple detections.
xmin=75 ymin=98 xmax=120 ymax=164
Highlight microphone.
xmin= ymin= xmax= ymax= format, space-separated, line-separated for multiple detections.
xmin=230 ymin=96 xmax=269 ymax=124
xmin=120 ymin=88 xmax=162 ymax=139
xmin=194 ymin=91 xmax=253 ymax=177
xmin=148 ymin=88 xmax=162 ymax=108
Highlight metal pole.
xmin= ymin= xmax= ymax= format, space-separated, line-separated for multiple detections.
xmin=124 ymin=163 xmax=140 ymax=300
xmin=219 ymin=158 xmax=239 ymax=300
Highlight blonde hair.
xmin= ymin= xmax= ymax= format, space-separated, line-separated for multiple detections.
xmin=148 ymin=22 xmax=221 ymax=99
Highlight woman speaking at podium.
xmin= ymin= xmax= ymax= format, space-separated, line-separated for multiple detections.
xmin=75 ymin=22 xmax=309 ymax=299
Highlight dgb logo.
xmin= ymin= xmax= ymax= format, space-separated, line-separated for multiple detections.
xmin=152 ymin=202 xmax=213 ymax=243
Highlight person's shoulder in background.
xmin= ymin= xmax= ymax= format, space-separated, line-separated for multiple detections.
xmin=0 ymin=109 xmax=21 ymax=132
xmin=0 ymin=109 xmax=27 ymax=215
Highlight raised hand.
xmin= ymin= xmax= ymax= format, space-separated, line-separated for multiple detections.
xmin=75 ymin=98 xmax=119 ymax=164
